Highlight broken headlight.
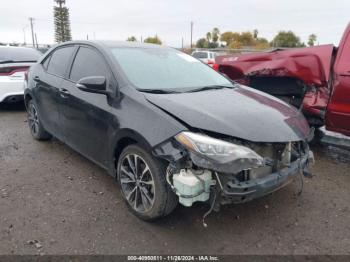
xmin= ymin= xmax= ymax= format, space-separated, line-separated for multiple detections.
xmin=175 ymin=132 xmax=264 ymax=172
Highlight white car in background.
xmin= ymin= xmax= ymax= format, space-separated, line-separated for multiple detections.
xmin=191 ymin=50 xmax=217 ymax=66
xmin=0 ymin=46 xmax=41 ymax=103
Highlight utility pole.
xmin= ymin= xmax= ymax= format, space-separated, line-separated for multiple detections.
xmin=35 ymin=33 xmax=39 ymax=48
xmin=29 ymin=17 xmax=35 ymax=47
xmin=181 ymin=37 xmax=184 ymax=50
xmin=190 ymin=21 xmax=193 ymax=49
xmin=22 ymin=25 xmax=28 ymax=46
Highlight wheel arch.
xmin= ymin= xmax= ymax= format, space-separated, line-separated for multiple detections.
xmin=24 ymin=93 xmax=33 ymax=109
xmin=109 ymin=129 xmax=154 ymax=177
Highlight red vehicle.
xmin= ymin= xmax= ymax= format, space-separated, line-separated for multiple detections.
xmin=214 ymin=23 xmax=350 ymax=137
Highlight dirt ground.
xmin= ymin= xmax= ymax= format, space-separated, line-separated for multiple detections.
xmin=0 ymin=102 xmax=349 ymax=255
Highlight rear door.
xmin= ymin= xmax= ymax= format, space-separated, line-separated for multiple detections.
xmin=59 ymin=45 xmax=115 ymax=167
xmin=326 ymin=25 xmax=350 ymax=136
xmin=34 ymin=45 xmax=76 ymax=138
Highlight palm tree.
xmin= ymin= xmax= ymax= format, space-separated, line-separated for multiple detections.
xmin=212 ymin=28 xmax=220 ymax=43
xmin=206 ymin=32 xmax=212 ymax=42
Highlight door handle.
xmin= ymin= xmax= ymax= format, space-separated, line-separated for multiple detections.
xmin=59 ymin=88 xmax=70 ymax=98
xmin=33 ymin=76 xmax=40 ymax=82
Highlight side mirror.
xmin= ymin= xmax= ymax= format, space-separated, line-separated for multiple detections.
xmin=76 ymin=76 xmax=109 ymax=95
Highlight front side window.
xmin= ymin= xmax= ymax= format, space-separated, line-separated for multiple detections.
xmin=111 ymin=48 xmax=233 ymax=92
xmin=70 ymin=47 xmax=109 ymax=82
xmin=47 ymin=46 xmax=75 ymax=77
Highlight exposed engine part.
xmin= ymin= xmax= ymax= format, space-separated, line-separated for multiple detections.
xmin=166 ymin=168 xmax=216 ymax=207
xmin=156 ymin=135 xmax=314 ymax=210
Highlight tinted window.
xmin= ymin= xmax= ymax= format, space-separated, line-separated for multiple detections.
xmin=70 ymin=47 xmax=109 ymax=82
xmin=0 ymin=47 xmax=41 ymax=62
xmin=192 ymin=52 xmax=208 ymax=59
xmin=47 ymin=46 xmax=75 ymax=77
xmin=111 ymin=48 xmax=232 ymax=91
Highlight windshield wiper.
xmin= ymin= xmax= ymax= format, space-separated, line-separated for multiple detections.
xmin=185 ymin=85 xmax=234 ymax=93
xmin=0 ymin=60 xmax=36 ymax=64
xmin=138 ymin=89 xmax=180 ymax=94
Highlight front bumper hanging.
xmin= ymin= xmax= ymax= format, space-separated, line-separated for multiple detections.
xmin=217 ymin=151 xmax=314 ymax=204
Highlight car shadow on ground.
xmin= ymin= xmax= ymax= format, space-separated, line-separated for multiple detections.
xmin=0 ymin=101 xmax=26 ymax=112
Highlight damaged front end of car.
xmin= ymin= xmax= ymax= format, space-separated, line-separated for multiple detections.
xmin=153 ymin=131 xmax=314 ymax=211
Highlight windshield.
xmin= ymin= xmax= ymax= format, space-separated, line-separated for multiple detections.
xmin=0 ymin=47 xmax=41 ymax=62
xmin=110 ymin=47 xmax=233 ymax=92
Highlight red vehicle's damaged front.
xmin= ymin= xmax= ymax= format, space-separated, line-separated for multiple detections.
xmin=214 ymin=23 xmax=350 ymax=136
xmin=215 ymin=45 xmax=334 ymax=127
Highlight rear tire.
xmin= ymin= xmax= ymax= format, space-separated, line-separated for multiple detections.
xmin=27 ymin=100 xmax=52 ymax=141
xmin=117 ymin=144 xmax=178 ymax=221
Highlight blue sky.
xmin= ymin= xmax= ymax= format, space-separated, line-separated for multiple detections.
xmin=0 ymin=0 xmax=348 ymax=47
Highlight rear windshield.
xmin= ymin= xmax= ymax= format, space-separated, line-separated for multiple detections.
xmin=0 ymin=47 xmax=41 ymax=62
xmin=192 ymin=52 xmax=208 ymax=59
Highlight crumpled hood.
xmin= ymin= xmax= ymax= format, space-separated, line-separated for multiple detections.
xmin=145 ymin=86 xmax=310 ymax=142
xmin=216 ymin=44 xmax=334 ymax=87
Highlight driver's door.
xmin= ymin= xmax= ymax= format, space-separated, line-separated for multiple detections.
xmin=59 ymin=45 xmax=115 ymax=167
xmin=326 ymin=26 xmax=350 ymax=136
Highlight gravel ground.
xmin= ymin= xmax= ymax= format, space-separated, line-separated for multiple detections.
xmin=0 ymin=103 xmax=349 ymax=255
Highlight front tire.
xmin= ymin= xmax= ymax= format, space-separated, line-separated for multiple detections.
xmin=117 ymin=144 xmax=178 ymax=221
xmin=27 ymin=100 xmax=52 ymax=141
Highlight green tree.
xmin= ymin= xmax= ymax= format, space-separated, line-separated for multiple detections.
xmin=272 ymin=31 xmax=304 ymax=48
xmin=308 ymin=34 xmax=317 ymax=46
xmin=253 ymin=29 xmax=259 ymax=39
xmin=220 ymin=31 xmax=240 ymax=46
xmin=196 ymin=38 xmax=209 ymax=48
xmin=127 ymin=36 xmax=137 ymax=42
xmin=144 ymin=35 xmax=162 ymax=45
xmin=206 ymin=32 xmax=212 ymax=42
xmin=54 ymin=0 xmax=72 ymax=43
xmin=239 ymin=31 xmax=255 ymax=46
xmin=212 ymin=27 xmax=220 ymax=43
xmin=228 ymin=41 xmax=243 ymax=49
xmin=255 ymin=37 xmax=270 ymax=49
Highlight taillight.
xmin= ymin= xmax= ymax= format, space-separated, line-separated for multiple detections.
xmin=213 ymin=63 xmax=219 ymax=71
xmin=0 ymin=66 xmax=29 ymax=76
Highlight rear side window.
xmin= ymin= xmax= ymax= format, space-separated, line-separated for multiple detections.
xmin=192 ymin=52 xmax=208 ymax=59
xmin=69 ymin=46 xmax=109 ymax=82
xmin=47 ymin=46 xmax=75 ymax=77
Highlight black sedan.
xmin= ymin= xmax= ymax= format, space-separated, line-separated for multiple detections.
xmin=24 ymin=41 xmax=314 ymax=220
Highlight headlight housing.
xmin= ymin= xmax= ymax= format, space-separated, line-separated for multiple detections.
xmin=175 ymin=131 xmax=264 ymax=173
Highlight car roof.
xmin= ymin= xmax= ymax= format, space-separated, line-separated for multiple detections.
xmin=56 ymin=40 xmax=167 ymax=50
xmin=0 ymin=46 xmax=42 ymax=61
xmin=0 ymin=46 xmax=36 ymax=50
